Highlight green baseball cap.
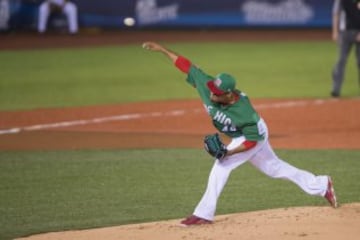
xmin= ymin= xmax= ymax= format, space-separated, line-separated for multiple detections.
xmin=207 ymin=73 xmax=236 ymax=95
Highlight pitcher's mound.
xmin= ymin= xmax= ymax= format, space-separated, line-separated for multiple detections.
xmin=18 ymin=203 xmax=360 ymax=240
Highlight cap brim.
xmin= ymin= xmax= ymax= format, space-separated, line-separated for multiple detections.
xmin=207 ymin=81 xmax=225 ymax=95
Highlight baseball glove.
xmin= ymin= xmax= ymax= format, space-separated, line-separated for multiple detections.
xmin=204 ymin=133 xmax=228 ymax=160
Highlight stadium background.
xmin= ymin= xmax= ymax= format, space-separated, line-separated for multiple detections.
xmin=3 ymin=0 xmax=331 ymax=31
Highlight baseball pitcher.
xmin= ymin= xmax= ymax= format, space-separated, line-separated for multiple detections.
xmin=143 ymin=41 xmax=338 ymax=226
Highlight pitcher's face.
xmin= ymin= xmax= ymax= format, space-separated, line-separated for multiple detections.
xmin=210 ymin=92 xmax=233 ymax=104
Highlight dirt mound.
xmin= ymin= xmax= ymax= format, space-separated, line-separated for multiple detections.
xmin=17 ymin=203 xmax=360 ymax=240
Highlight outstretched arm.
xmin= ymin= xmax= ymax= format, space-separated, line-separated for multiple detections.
xmin=142 ymin=42 xmax=179 ymax=63
xmin=143 ymin=41 xmax=192 ymax=74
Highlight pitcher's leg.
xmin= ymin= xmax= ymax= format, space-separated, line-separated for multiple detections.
xmin=193 ymin=160 xmax=232 ymax=220
xmin=193 ymin=144 xmax=256 ymax=220
xmin=249 ymin=141 xmax=328 ymax=196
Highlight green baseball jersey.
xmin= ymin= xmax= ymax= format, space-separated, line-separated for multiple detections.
xmin=186 ymin=65 xmax=264 ymax=141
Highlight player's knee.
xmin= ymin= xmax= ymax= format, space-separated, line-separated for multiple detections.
xmin=261 ymin=160 xmax=284 ymax=178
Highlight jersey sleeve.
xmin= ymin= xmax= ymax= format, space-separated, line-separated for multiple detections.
xmin=175 ymin=56 xmax=192 ymax=73
xmin=186 ymin=66 xmax=213 ymax=87
xmin=184 ymin=66 xmax=215 ymax=105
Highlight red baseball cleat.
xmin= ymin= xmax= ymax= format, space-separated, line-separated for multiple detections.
xmin=324 ymin=177 xmax=338 ymax=208
xmin=180 ymin=215 xmax=212 ymax=226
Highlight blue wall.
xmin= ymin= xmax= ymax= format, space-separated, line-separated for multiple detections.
xmin=7 ymin=0 xmax=332 ymax=30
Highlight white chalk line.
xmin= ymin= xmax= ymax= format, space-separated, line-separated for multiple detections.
xmin=0 ymin=99 xmax=327 ymax=135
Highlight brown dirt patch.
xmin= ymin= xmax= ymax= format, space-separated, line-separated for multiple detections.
xmin=1 ymin=98 xmax=359 ymax=150
xmin=17 ymin=203 xmax=360 ymax=240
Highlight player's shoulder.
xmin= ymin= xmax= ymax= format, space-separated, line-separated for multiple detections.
xmin=233 ymin=92 xmax=254 ymax=108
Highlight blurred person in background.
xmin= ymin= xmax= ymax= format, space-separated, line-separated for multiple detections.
xmin=0 ymin=0 xmax=10 ymax=32
xmin=37 ymin=0 xmax=78 ymax=34
xmin=331 ymin=0 xmax=360 ymax=97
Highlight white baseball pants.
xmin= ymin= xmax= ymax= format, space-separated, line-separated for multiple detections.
xmin=193 ymin=119 xmax=328 ymax=221
xmin=37 ymin=2 xmax=78 ymax=34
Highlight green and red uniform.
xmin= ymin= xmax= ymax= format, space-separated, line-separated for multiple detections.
xmin=175 ymin=56 xmax=264 ymax=149
xmin=169 ymin=54 xmax=332 ymax=223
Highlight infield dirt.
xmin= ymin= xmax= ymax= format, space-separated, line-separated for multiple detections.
xmin=17 ymin=203 xmax=360 ymax=240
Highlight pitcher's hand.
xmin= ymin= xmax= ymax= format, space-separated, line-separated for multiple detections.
xmin=142 ymin=42 xmax=164 ymax=52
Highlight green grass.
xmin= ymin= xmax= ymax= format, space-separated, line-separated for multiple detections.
xmin=0 ymin=42 xmax=359 ymax=110
xmin=0 ymin=149 xmax=359 ymax=239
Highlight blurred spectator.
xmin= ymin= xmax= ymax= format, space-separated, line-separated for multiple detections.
xmin=37 ymin=0 xmax=78 ymax=34
xmin=0 ymin=0 xmax=10 ymax=31
xmin=331 ymin=0 xmax=360 ymax=97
